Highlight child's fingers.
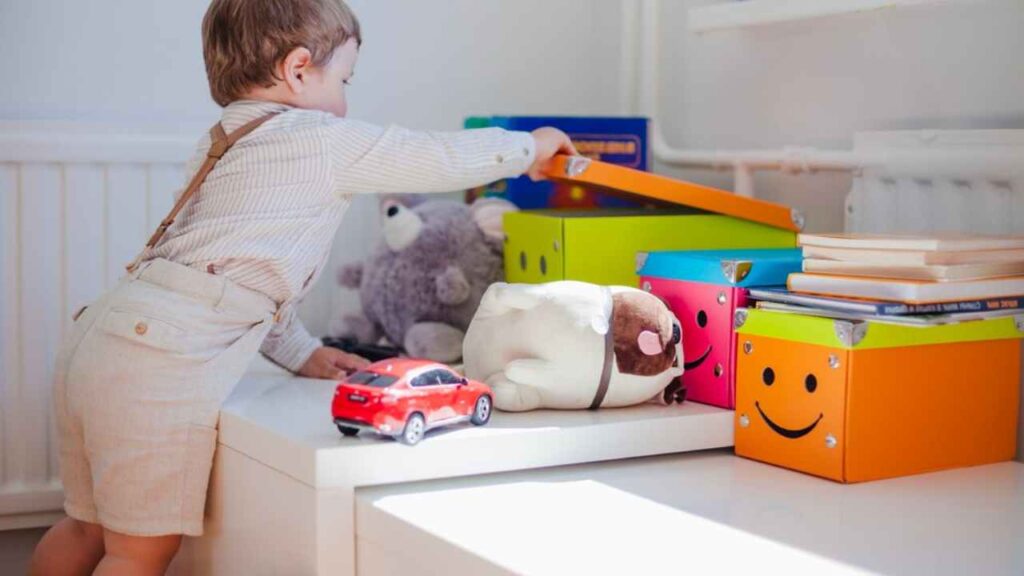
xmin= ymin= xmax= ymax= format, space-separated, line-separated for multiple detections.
xmin=329 ymin=350 xmax=370 ymax=372
xmin=319 ymin=354 xmax=348 ymax=379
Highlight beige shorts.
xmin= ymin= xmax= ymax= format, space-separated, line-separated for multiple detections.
xmin=52 ymin=259 xmax=275 ymax=536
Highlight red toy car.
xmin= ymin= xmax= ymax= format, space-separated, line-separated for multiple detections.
xmin=331 ymin=359 xmax=493 ymax=445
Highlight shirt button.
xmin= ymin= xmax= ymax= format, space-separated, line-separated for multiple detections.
xmin=522 ymin=147 xmax=530 ymax=157
xmin=495 ymin=154 xmax=505 ymax=164
xmin=135 ymin=322 xmax=148 ymax=336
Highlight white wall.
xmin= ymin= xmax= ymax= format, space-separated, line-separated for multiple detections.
xmin=652 ymin=0 xmax=1024 ymax=233
xmin=0 ymin=0 xmax=626 ymax=336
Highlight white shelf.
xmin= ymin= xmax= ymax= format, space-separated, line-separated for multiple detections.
xmin=219 ymin=359 xmax=735 ymax=489
xmin=357 ymin=451 xmax=1024 ymax=576
xmin=172 ymin=360 xmax=734 ymax=576
xmin=689 ymin=0 xmax=957 ymax=32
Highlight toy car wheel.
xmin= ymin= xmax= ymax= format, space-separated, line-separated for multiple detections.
xmin=337 ymin=424 xmax=359 ymax=437
xmin=470 ymin=394 xmax=492 ymax=426
xmin=400 ymin=413 xmax=426 ymax=446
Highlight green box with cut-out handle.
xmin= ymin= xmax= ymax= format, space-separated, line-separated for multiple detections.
xmin=503 ymin=209 xmax=795 ymax=287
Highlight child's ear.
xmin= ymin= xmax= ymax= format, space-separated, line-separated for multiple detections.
xmin=282 ymin=47 xmax=314 ymax=94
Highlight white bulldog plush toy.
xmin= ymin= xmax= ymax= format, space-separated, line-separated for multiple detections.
xmin=463 ymin=281 xmax=685 ymax=412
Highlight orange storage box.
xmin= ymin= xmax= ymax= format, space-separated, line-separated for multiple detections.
xmin=733 ymin=308 xmax=1022 ymax=483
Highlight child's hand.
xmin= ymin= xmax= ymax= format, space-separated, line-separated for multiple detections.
xmin=528 ymin=127 xmax=579 ymax=181
xmin=298 ymin=347 xmax=370 ymax=380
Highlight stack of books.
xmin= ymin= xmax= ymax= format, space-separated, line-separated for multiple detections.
xmin=750 ymin=233 xmax=1024 ymax=326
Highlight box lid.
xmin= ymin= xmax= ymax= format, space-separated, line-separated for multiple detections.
xmin=639 ymin=248 xmax=803 ymax=287
xmin=734 ymin=308 xmax=1024 ymax=350
xmin=542 ymin=155 xmax=804 ymax=232
xmin=513 ymin=207 xmax=705 ymax=219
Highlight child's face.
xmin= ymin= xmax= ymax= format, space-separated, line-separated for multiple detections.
xmin=299 ymin=39 xmax=359 ymax=117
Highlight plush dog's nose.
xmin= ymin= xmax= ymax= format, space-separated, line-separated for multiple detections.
xmin=671 ymin=324 xmax=681 ymax=345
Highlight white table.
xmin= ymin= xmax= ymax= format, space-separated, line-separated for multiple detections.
xmin=170 ymin=359 xmax=734 ymax=575
xmin=356 ymin=451 xmax=1024 ymax=576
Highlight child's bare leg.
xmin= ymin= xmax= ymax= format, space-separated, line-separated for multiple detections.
xmin=29 ymin=517 xmax=105 ymax=576
xmin=93 ymin=530 xmax=182 ymax=576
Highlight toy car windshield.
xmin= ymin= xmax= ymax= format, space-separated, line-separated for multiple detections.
xmin=345 ymin=371 xmax=398 ymax=388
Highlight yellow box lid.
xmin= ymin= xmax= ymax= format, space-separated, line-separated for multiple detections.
xmin=734 ymin=308 xmax=1024 ymax=350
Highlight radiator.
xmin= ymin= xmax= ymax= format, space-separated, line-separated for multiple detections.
xmin=845 ymin=130 xmax=1024 ymax=234
xmin=0 ymin=123 xmax=191 ymax=529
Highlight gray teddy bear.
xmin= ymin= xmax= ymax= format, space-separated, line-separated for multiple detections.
xmin=336 ymin=195 xmax=517 ymax=362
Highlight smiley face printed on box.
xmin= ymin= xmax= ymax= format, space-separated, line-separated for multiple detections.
xmin=683 ymin=308 xmax=714 ymax=372
xmin=753 ymin=367 xmax=823 ymax=439
xmin=735 ymin=336 xmax=847 ymax=479
xmin=642 ymin=278 xmax=734 ymax=406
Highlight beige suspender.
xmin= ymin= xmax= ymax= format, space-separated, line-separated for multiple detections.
xmin=125 ymin=112 xmax=280 ymax=273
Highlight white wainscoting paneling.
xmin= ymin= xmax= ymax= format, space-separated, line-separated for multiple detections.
xmin=0 ymin=123 xmax=191 ymax=528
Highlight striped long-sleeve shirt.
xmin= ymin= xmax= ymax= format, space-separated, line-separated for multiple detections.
xmin=144 ymin=100 xmax=536 ymax=372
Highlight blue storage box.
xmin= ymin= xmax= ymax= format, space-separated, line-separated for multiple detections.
xmin=465 ymin=116 xmax=649 ymax=209
xmin=638 ymin=248 xmax=804 ymax=287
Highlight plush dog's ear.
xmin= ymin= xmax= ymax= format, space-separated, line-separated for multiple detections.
xmin=470 ymin=198 xmax=518 ymax=241
xmin=637 ymin=330 xmax=662 ymax=356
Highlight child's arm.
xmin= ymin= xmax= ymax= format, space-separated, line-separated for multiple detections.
xmin=326 ymin=120 xmax=575 ymax=195
xmin=260 ymin=307 xmax=367 ymax=377
xmin=259 ymin=307 xmax=323 ymax=374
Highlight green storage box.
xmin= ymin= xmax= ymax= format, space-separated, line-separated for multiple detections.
xmin=504 ymin=209 xmax=796 ymax=286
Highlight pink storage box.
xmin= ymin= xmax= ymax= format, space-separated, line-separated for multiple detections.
xmin=638 ymin=249 xmax=802 ymax=408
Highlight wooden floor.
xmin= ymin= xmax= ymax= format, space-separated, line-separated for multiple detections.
xmin=0 ymin=527 xmax=45 ymax=575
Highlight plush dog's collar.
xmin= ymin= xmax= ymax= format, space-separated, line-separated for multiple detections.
xmin=590 ymin=287 xmax=615 ymax=410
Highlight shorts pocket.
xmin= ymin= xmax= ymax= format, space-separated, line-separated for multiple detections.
xmin=99 ymin=308 xmax=190 ymax=353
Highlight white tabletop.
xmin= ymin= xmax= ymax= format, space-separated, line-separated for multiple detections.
xmin=219 ymin=358 xmax=735 ymax=489
xmin=356 ymin=450 xmax=1024 ymax=576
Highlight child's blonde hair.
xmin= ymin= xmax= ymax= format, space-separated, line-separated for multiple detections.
xmin=202 ymin=0 xmax=361 ymax=107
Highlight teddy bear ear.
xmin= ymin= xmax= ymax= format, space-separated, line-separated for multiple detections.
xmin=379 ymin=193 xmax=427 ymax=210
xmin=470 ymin=198 xmax=518 ymax=241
